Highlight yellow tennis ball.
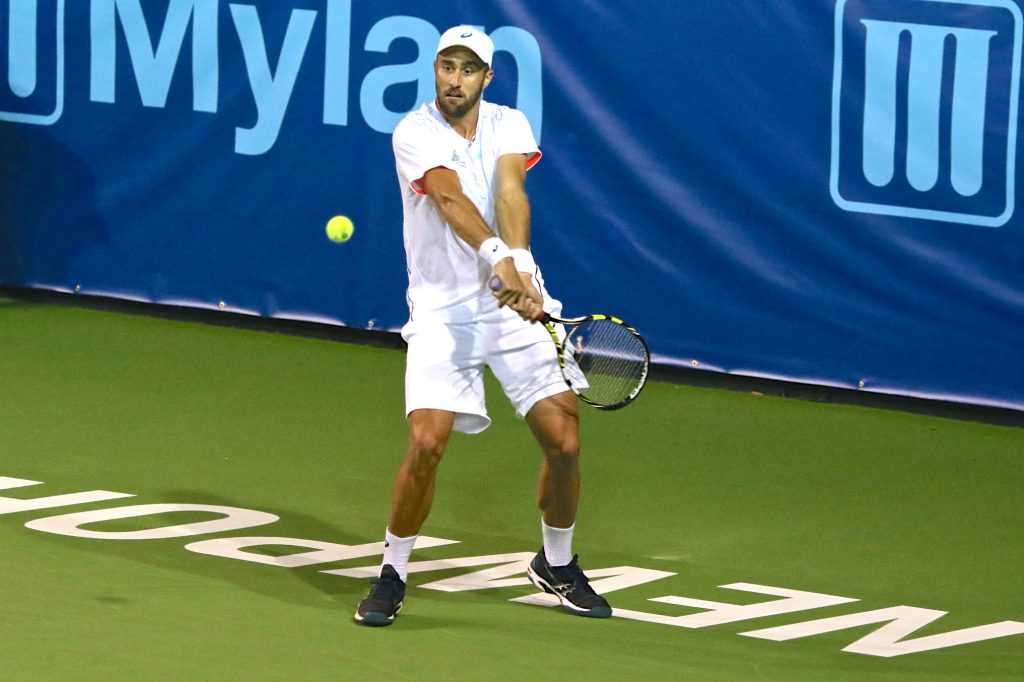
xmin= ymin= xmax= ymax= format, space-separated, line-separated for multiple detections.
xmin=326 ymin=215 xmax=354 ymax=243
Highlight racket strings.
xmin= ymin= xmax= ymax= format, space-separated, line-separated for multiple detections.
xmin=566 ymin=320 xmax=648 ymax=406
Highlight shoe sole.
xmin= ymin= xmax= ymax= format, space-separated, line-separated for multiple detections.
xmin=353 ymin=602 xmax=402 ymax=627
xmin=526 ymin=565 xmax=612 ymax=618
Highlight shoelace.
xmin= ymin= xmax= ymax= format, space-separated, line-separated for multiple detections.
xmin=549 ymin=563 xmax=590 ymax=595
xmin=548 ymin=562 xmax=607 ymax=605
xmin=368 ymin=576 xmax=402 ymax=600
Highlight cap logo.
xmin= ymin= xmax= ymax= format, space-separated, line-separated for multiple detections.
xmin=460 ymin=32 xmax=473 ymax=38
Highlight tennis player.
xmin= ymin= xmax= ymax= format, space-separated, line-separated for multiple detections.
xmin=355 ymin=25 xmax=611 ymax=626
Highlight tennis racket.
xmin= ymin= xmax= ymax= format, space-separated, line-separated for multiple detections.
xmin=489 ymin=276 xmax=649 ymax=410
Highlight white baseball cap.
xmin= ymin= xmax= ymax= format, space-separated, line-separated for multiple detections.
xmin=436 ymin=25 xmax=494 ymax=66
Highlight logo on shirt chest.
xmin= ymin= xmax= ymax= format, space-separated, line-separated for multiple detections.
xmin=450 ymin=147 xmax=483 ymax=169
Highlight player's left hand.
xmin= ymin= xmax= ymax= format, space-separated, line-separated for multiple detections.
xmin=491 ymin=259 xmax=526 ymax=307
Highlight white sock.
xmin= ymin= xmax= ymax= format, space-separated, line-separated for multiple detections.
xmin=382 ymin=528 xmax=417 ymax=583
xmin=541 ymin=520 xmax=575 ymax=567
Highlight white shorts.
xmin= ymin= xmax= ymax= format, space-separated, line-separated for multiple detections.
xmin=402 ymin=309 xmax=569 ymax=434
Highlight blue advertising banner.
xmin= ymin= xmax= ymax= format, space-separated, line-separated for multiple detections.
xmin=1 ymin=0 xmax=1021 ymax=410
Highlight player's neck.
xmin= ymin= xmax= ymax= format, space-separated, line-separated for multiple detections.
xmin=437 ymin=102 xmax=480 ymax=142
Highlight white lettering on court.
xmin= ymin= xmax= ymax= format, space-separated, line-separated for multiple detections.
xmin=24 ymin=503 xmax=278 ymax=540
xmin=5 ymin=474 xmax=1022 ymax=658
xmin=185 ymin=534 xmax=458 ymax=567
xmin=0 ymin=476 xmax=134 ymax=514
xmin=612 ymin=583 xmax=858 ymax=628
xmin=742 ymin=605 xmax=1024 ymax=658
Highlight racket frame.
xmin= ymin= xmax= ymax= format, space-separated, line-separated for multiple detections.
xmin=542 ymin=312 xmax=650 ymax=410
xmin=487 ymin=276 xmax=649 ymax=409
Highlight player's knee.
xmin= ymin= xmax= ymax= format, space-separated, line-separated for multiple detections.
xmin=543 ymin=434 xmax=579 ymax=465
xmin=406 ymin=432 xmax=447 ymax=474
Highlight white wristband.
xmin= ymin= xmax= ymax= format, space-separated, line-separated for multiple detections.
xmin=478 ymin=237 xmax=511 ymax=267
xmin=510 ymin=248 xmax=536 ymax=273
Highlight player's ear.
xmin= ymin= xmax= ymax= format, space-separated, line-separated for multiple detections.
xmin=483 ymin=68 xmax=494 ymax=88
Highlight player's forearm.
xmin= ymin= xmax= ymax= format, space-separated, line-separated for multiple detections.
xmin=433 ymin=191 xmax=497 ymax=250
xmin=495 ymin=186 xmax=531 ymax=250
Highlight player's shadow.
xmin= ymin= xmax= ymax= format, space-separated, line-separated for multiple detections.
xmin=155 ymin=490 xmax=381 ymax=605
xmin=21 ymin=487 xmax=473 ymax=629
xmin=154 ymin=491 xmax=537 ymax=630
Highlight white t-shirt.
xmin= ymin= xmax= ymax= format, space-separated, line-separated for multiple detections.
xmin=393 ymin=100 xmax=545 ymax=323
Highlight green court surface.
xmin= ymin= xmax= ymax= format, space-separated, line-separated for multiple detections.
xmin=1 ymin=296 xmax=1022 ymax=680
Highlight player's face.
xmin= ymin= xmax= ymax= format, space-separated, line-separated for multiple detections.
xmin=434 ymin=48 xmax=492 ymax=120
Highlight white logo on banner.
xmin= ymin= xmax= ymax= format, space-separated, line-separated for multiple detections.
xmin=0 ymin=0 xmax=544 ymax=154
xmin=830 ymin=0 xmax=1021 ymax=227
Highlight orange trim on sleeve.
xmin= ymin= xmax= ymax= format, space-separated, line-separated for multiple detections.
xmin=410 ymin=164 xmax=450 ymax=195
xmin=412 ymin=154 xmax=539 ymax=194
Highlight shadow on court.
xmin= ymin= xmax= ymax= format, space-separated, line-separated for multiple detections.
xmin=13 ymin=487 xmax=463 ymax=630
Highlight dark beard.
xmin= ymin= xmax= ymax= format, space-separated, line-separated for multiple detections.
xmin=437 ymin=89 xmax=481 ymax=121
